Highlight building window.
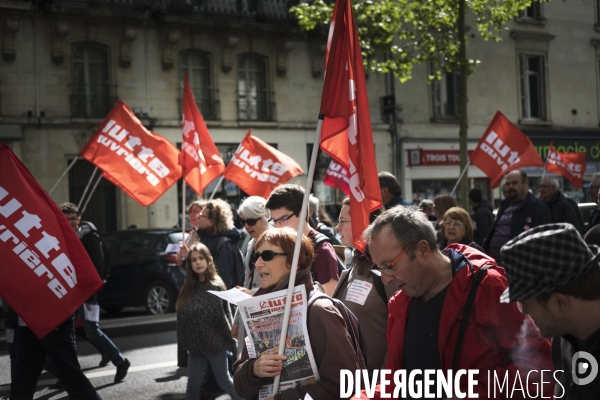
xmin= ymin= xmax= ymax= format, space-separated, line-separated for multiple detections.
xmin=180 ymin=50 xmax=219 ymax=120
xmin=432 ymin=70 xmax=459 ymax=119
xmin=237 ymin=53 xmax=274 ymax=121
xmin=519 ymin=54 xmax=547 ymax=121
xmin=71 ymin=43 xmax=113 ymax=118
xmin=519 ymin=1 xmax=542 ymax=19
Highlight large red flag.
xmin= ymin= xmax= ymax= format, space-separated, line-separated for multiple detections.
xmin=80 ymin=101 xmax=182 ymax=206
xmin=223 ymin=131 xmax=303 ymax=198
xmin=179 ymin=74 xmax=225 ymax=194
xmin=319 ymin=0 xmax=382 ymax=251
xmin=545 ymin=143 xmax=586 ymax=188
xmin=323 ymin=159 xmax=350 ymax=195
xmin=0 ymin=143 xmax=103 ymax=338
xmin=470 ymin=111 xmax=543 ymax=188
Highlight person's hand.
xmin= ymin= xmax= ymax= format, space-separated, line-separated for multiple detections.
xmin=252 ymin=354 xmax=287 ymax=378
xmin=231 ymin=324 xmax=239 ymax=338
xmin=235 ymin=286 xmax=253 ymax=295
xmin=177 ymin=242 xmax=189 ymax=264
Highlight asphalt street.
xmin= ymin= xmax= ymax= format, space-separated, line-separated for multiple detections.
xmin=0 ymin=328 xmax=234 ymax=400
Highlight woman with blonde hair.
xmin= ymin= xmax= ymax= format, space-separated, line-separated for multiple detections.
xmin=438 ymin=206 xmax=485 ymax=252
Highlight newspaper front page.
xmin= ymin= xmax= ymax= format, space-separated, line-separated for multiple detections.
xmin=238 ymin=285 xmax=319 ymax=399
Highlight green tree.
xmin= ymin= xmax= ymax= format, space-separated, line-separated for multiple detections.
xmin=291 ymin=0 xmax=540 ymax=207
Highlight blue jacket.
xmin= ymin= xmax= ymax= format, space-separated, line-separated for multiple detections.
xmin=483 ymin=192 xmax=552 ymax=254
xmin=385 ymin=194 xmax=411 ymax=209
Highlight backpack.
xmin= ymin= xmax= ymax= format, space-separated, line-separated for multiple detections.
xmin=310 ymin=232 xmax=346 ymax=281
xmin=307 ymin=291 xmax=368 ymax=370
xmin=215 ymin=236 xmax=245 ymax=288
xmin=99 ymin=237 xmax=111 ymax=283
xmin=338 ymin=265 xmax=388 ymax=305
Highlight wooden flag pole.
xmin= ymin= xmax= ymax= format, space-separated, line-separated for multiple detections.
xmin=272 ymin=116 xmax=323 ymax=394
xmin=77 ymin=167 xmax=99 ymax=209
xmin=80 ymin=173 xmax=103 ymax=217
xmin=49 ymin=156 xmax=79 ymax=195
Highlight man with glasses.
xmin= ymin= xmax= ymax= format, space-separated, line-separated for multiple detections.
xmin=352 ymin=206 xmax=552 ymax=399
xmin=587 ymin=172 xmax=600 ymax=232
xmin=265 ymin=184 xmax=339 ymax=295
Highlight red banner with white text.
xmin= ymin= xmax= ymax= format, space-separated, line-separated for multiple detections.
xmin=179 ymin=74 xmax=225 ymax=194
xmin=323 ymin=160 xmax=350 ymax=195
xmin=80 ymin=101 xmax=182 ymax=206
xmin=318 ymin=0 xmax=382 ymax=251
xmin=470 ymin=111 xmax=543 ymax=188
xmin=545 ymin=143 xmax=586 ymax=188
xmin=223 ymin=131 xmax=303 ymax=198
xmin=0 ymin=143 xmax=103 ymax=338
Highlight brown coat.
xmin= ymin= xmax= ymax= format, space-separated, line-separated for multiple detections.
xmin=233 ymin=269 xmax=359 ymax=400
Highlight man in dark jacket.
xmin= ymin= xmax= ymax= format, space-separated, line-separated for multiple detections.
xmin=468 ymin=188 xmax=494 ymax=245
xmin=501 ymin=223 xmax=600 ymax=400
xmin=378 ymin=171 xmax=410 ymax=209
xmin=587 ymin=172 xmax=600 ymax=232
xmin=538 ymin=178 xmax=584 ymax=233
xmin=59 ymin=203 xmax=130 ymax=383
xmin=483 ymin=170 xmax=552 ymax=265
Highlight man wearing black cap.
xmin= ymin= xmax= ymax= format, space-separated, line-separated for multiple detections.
xmin=501 ymin=223 xmax=600 ymax=399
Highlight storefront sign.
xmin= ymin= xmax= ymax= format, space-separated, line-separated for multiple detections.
xmin=407 ymin=149 xmax=474 ymax=166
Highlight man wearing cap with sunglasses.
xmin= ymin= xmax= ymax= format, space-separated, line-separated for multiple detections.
xmin=500 ymin=223 xmax=600 ymax=399
xmin=352 ymin=206 xmax=552 ymax=399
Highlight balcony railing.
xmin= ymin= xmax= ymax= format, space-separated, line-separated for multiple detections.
xmin=237 ymin=91 xmax=276 ymax=121
xmin=178 ymin=88 xmax=220 ymax=121
xmin=70 ymin=84 xmax=117 ymax=118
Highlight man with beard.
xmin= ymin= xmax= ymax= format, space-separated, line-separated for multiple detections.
xmin=483 ymin=169 xmax=551 ymax=265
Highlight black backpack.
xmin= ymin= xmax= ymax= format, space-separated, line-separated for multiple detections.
xmin=310 ymin=232 xmax=346 ymax=281
xmin=215 ymin=236 xmax=245 ymax=288
xmin=307 ymin=291 xmax=367 ymax=369
xmin=99 ymin=237 xmax=111 ymax=283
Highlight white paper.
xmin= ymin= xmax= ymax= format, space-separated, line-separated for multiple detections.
xmin=208 ymin=288 xmax=253 ymax=305
xmin=165 ymin=243 xmax=180 ymax=253
xmin=84 ymin=304 xmax=100 ymax=322
xmin=304 ymin=394 xmax=314 ymax=400
xmin=345 ymin=280 xmax=373 ymax=306
xmin=245 ymin=336 xmax=256 ymax=358
xmin=5 ymin=329 xmax=14 ymax=344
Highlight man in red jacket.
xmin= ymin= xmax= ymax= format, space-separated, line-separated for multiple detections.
xmin=353 ymin=206 xmax=552 ymax=399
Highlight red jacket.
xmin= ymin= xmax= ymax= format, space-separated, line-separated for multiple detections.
xmin=353 ymin=244 xmax=553 ymax=399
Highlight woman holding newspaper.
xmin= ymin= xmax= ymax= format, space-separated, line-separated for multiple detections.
xmin=176 ymin=242 xmax=244 ymax=400
xmin=233 ymin=228 xmax=358 ymax=400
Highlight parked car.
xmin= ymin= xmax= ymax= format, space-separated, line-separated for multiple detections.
xmin=579 ymin=202 xmax=597 ymax=230
xmin=98 ymin=229 xmax=188 ymax=315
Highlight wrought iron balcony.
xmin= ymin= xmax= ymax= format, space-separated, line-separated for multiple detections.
xmin=178 ymin=88 xmax=220 ymax=121
xmin=70 ymin=84 xmax=117 ymax=118
xmin=237 ymin=91 xmax=276 ymax=121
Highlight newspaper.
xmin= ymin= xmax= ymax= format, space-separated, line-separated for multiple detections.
xmin=238 ymin=285 xmax=319 ymax=399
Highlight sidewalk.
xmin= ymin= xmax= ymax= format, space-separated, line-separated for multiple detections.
xmin=0 ymin=313 xmax=176 ymax=352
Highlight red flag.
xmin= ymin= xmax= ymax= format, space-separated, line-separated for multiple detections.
xmin=223 ymin=131 xmax=303 ymax=198
xmin=0 ymin=143 xmax=103 ymax=338
xmin=323 ymin=160 xmax=350 ymax=195
xmin=470 ymin=111 xmax=543 ymax=188
xmin=545 ymin=143 xmax=586 ymax=188
xmin=319 ymin=0 xmax=382 ymax=251
xmin=179 ymin=74 xmax=225 ymax=194
xmin=80 ymin=101 xmax=182 ymax=206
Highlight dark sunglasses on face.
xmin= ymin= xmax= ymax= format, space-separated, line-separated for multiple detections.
xmin=252 ymin=250 xmax=287 ymax=262
xmin=240 ymin=217 xmax=260 ymax=227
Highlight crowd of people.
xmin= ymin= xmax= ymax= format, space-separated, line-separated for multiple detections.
xmin=4 ymin=168 xmax=600 ymax=399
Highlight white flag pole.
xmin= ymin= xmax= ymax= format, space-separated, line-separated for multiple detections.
xmin=450 ymin=159 xmax=471 ymax=197
xmin=77 ymin=167 xmax=99 ymax=209
xmin=541 ymin=141 xmax=552 ymax=182
xmin=208 ymin=140 xmax=244 ymax=201
xmin=49 ymin=156 xmax=79 ymax=195
xmin=208 ymin=175 xmax=225 ymax=201
xmin=80 ymin=173 xmax=103 ymax=217
xmin=272 ymin=117 xmax=323 ymax=394
xmin=182 ymin=180 xmax=187 ymax=236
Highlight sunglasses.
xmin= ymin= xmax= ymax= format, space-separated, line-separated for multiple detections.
xmin=240 ymin=217 xmax=260 ymax=227
xmin=252 ymin=250 xmax=287 ymax=262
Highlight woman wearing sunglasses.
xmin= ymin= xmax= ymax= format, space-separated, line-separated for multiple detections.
xmin=438 ymin=207 xmax=484 ymax=252
xmin=332 ymin=197 xmax=394 ymax=374
xmin=233 ymin=228 xmax=358 ymax=400
xmin=232 ymin=196 xmax=270 ymax=355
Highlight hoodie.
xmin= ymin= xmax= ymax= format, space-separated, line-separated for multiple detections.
xmin=198 ymin=227 xmax=242 ymax=289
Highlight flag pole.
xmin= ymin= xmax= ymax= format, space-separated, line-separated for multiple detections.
xmin=77 ymin=167 xmax=99 ymax=209
xmin=541 ymin=141 xmax=553 ymax=182
xmin=208 ymin=139 xmax=244 ymax=201
xmin=80 ymin=173 xmax=103 ymax=217
xmin=450 ymin=159 xmax=471 ymax=196
xmin=182 ymin=180 xmax=187 ymax=236
xmin=208 ymin=175 xmax=225 ymax=201
xmin=49 ymin=156 xmax=79 ymax=195
xmin=272 ymin=116 xmax=323 ymax=394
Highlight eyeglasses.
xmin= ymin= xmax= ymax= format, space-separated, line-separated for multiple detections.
xmin=198 ymin=214 xmax=210 ymax=219
xmin=444 ymin=221 xmax=463 ymax=227
xmin=240 ymin=217 xmax=260 ymax=227
xmin=253 ymin=250 xmax=287 ymax=262
xmin=268 ymin=213 xmax=296 ymax=227
xmin=337 ymin=219 xmax=352 ymax=225
xmin=370 ymin=242 xmax=414 ymax=276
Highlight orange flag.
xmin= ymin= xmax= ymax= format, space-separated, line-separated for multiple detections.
xmin=80 ymin=101 xmax=182 ymax=206
xmin=223 ymin=131 xmax=303 ymax=198
xmin=319 ymin=0 xmax=382 ymax=251
xmin=179 ymin=74 xmax=225 ymax=194
xmin=545 ymin=143 xmax=586 ymax=188
xmin=470 ymin=111 xmax=543 ymax=188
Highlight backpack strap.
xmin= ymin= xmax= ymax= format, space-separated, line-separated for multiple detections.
xmin=451 ymin=264 xmax=490 ymax=370
xmin=311 ymin=232 xmax=331 ymax=246
xmin=371 ymin=273 xmax=388 ymax=305
xmin=215 ymin=236 xmax=229 ymax=255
